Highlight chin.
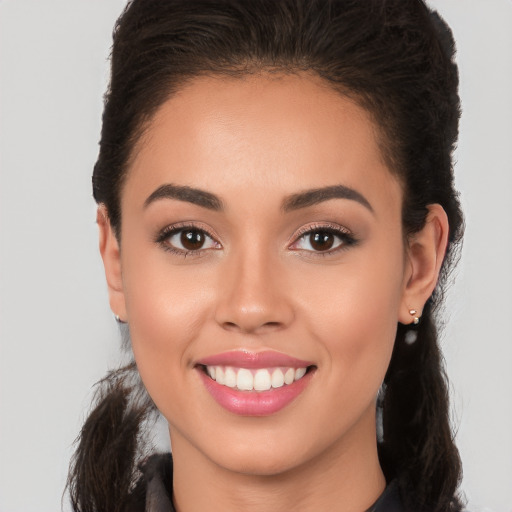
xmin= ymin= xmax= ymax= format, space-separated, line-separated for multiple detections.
xmin=211 ymin=446 xmax=308 ymax=478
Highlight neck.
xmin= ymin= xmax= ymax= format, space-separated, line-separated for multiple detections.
xmin=170 ymin=408 xmax=386 ymax=512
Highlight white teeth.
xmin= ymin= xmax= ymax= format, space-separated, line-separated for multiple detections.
xmin=237 ymin=368 xmax=253 ymax=391
xmin=284 ymin=368 xmax=295 ymax=385
xmin=271 ymin=368 xmax=285 ymax=388
xmin=205 ymin=365 xmax=309 ymax=391
xmin=215 ymin=367 xmax=225 ymax=385
xmin=254 ymin=369 xmax=272 ymax=391
xmin=295 ymin=367 xmax=307 ymax=380
xmin=224 ymin=367 xmax=237 ymax=388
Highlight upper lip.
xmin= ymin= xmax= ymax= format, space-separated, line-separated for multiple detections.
xmin=196 ymin=350 xmax=314 ymax=369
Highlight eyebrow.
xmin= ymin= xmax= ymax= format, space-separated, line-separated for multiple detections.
xmin=282 ymin=185 xmax=374 ymax=213
xmin=144 ymin=184 xmax=223 ymax=211
xmin=144 ymin=183 xmax=373 ymax=214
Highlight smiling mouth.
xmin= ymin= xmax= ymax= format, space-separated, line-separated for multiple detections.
xmin=199 ymin=365 xmax=315 ymax=392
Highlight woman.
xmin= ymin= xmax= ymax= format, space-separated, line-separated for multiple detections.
xmin=68 ymin=0 xmax=464 ymax=511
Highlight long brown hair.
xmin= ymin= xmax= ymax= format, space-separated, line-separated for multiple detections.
xmin=68 ymin=1 xmax=464 ymax=510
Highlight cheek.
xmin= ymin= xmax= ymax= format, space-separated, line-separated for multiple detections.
xmin=121 ymin=248 xmax=216 ymax=389
xmin=312 ymin=281 xmax=398 ymax=373
xmin=296 ymin=245 xmax=404 ymax=388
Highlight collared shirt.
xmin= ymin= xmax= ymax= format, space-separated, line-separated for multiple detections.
xmin=125 ymin=453 xmax=404 ymax=512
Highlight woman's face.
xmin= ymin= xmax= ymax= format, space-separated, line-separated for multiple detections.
xmin=111 ymin=73 xmax=413 ymax=475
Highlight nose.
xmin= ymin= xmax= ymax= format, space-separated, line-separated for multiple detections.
xmin=214 ymin=248 xmax=294 ymax=335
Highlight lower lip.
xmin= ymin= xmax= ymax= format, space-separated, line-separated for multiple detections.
xmin=197 ymin=368 xmax=314 ymax=416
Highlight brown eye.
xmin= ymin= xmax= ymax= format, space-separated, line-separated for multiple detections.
xmin=309 ymin=231 xmax=335 ymax=251
xmin=161 ymin=227 xmax=219 ymax=254
xmin=290 ymin=226 xmax=354 ymax=254
xmin=181 ymin=230 xmax=206 ymax=250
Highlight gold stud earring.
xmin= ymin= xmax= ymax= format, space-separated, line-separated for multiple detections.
xmin=409 ymin=309 xmax=420 ymax=325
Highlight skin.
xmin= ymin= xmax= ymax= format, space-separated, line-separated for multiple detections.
xmin=98 ymin=73 xmax=448 ymax=512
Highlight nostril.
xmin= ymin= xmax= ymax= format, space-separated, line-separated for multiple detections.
xmin=220 ymin=320 xmax=284 ymax=334
xmin=222 ymin=321 xmax=241 ymax=332
xmin=265 ymin=322 xmax=281 ymax=328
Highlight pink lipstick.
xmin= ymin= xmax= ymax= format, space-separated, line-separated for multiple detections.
xmin=196 ymin=350 xmax=315 ymax=416
xmin=198 ymin=350 xmax=313 ymax=369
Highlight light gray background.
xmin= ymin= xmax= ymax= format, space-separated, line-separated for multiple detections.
xmin=1 ymin=1 xmax=511 ymax=511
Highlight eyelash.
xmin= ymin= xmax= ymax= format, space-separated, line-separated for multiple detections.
xmin=155 ymin=222 xmax=358 ymax=257
xmin=155 ymin=223 xmax=221 ymax=257
xmin=290 ymin=223 xmax=358 ymax=256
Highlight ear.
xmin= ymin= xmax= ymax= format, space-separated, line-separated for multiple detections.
xmin=399 ymin=204 xmax=449 ymax=324
xmin=97 ymin=205 xmax=127 ymax=322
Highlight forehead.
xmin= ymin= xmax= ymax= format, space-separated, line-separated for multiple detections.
xmin=125 ymin=72 xmax=401 ymax=212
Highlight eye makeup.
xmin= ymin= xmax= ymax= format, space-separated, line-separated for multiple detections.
xmin=154 ymin=220 xmax=358 ymax=259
